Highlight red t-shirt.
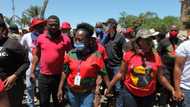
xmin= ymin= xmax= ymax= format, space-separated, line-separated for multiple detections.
xmin=64 ymin=50 xmax=105 ymax=90
xmin=37 ymin=33 xmax=69 ymax=75
xmin=123 ymin=51 xmax=161 ymax=97
xmin=97 ymin=42 xmax=108 ymax=61
xmin=0 ymin=79 xmax=4 ymax=93
xmin=62 ymin=33 xmax=72 ymax=52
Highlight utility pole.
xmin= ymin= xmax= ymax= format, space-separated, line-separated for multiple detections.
xmin=12 ymin=0 xmax=16 ymax=22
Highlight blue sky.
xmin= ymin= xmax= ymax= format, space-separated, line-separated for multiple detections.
xmin=0 ymin=0 xmax=181 ymax=27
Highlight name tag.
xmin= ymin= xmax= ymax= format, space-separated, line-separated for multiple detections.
xmin=74 ymin=74 xmax=81 ymax=86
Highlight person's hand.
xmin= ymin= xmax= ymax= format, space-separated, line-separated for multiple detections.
xmin=104 ymin=88 xmax=110 ymax=96
xmin=171 ymin=88 xmax=175 ymax=97
xmin=173 ymin=89 xmax=185 ymax=102
xmin=4 ymin=74 xmax=17 ymax=90
xmin=104 ymin=88 xmax=114 ymax=98
xmin=57 ymin=89 xmax=64 ymax=103
xmin=95 ymin=86 xmax=100 ymax=95
xmin=30 ymin=72 xmax=36 ymax=82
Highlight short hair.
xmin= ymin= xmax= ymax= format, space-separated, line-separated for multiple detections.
xmin=47 ymin=15 xmax=60 ymax=24
xmin=95 ymin=22 xmax=103 ymax=28
xmin=0 ymin=13 xmax=4 ymax=21
xmin=76 ymin=22 xmax=94 ymax=37
xmin=76 ymin=23 xmax=97 ymax=54
xmin=0 ymin=13 xmax=6 ymax=27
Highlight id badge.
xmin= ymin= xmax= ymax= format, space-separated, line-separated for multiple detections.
xmin=74 ymin=74 xmax=81 ymax=86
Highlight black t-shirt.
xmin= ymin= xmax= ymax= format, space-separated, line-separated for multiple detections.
xmin=157 ymin=38 xmax=181 ymax=80
xmin=104 ymin=33 xmax=127 ymax=67
xmin=0 ymin=38 xmax=29 ymax=80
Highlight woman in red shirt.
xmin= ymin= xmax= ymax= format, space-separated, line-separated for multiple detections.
xmin=57 ymin=23 xmax=109 ymax=107
xmin=106 ymin=29 xmax=174 ymax=107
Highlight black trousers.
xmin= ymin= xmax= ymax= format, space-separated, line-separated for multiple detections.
xmin=8 ymin=79 xmax=24 ymax=107
xmin=38 ymin=73 xmax=62 ymax=107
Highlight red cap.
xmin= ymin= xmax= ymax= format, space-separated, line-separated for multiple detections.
xmin=123 ymin=28 xmax=134 ymax=36
xmin=61 ymin=21 xmax=71 ymax=29
xmin=0 ymin=79 xmax=4 ymax=93
xmin=30 ymin=18 xmax=46 ymax=28
xmin=126 ymin=28 xmax=134 ymax=33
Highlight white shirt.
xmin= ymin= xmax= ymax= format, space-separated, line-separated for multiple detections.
xmin=20 ymin=32 xmax=38 ymax=63
xmin=176 ymin=40 xmax=190 ymax=90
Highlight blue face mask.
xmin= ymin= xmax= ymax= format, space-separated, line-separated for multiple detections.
xmin=32 ymin=32 xmax=40 ymax=37
xmin=96 ymin=28 xmax=103 ymax=34
xmin=74 ymin=42 xmax=85 ymax=51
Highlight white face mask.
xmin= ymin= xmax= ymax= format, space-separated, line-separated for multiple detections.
xmin=153 ymin=40 xmax=158 ymax=49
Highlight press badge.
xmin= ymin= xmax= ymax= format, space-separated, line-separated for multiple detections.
xmin=74 ymin=73 xmax=81 ymax=86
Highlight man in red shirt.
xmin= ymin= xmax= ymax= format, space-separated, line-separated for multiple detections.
xmin=31 ymin=15 xmax=70 ymax=107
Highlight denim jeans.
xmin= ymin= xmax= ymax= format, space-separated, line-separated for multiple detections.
xmin=25 ymin=64 xmax=40 ymax=107
xmin=116 ymin=88 xmax=155 ymax=107
xmin=25 ymin=74 xmax=35 ymax=107
xmin=66 ymin=88 xmax=94 ymax=107
xmin=108 ymin=66 xmax=124 ymax=106
xmin=176 ymin=88 xmax=190 ymax=107
xmin=38 ymin=73 xmax=62 ymax=107
xmin=110 ymin=66 xmax=122 ymax=92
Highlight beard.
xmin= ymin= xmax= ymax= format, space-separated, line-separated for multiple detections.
xmin=48 ymin=29 xmax=61 ymax=39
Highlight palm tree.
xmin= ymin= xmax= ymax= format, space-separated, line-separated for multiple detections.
xmin=17 ymin=14 xmax=30 ymax=29
xmin=23 ymin=5 xmax=41 ymax=19
xmin=4 ymin=16 xmax=13 ymax=26
xmin=19 ymin=5 xmax=41 ymax=28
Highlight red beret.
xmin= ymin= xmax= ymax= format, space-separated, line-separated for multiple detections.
xmin=61 ymin=21 xmax=71 ymax=29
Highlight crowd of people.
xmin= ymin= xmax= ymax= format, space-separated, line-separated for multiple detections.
xmin=0 ymin=12 xmax=190 ymax=107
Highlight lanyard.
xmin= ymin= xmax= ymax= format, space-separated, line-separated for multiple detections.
xmin=77 ymin=60 xmax=82 ymax=75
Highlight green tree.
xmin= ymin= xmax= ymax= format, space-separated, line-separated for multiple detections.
xmin=118 ymin=11 xmax=182 ymax=33
xmin=162 ymin=16 xmax=182 ymax=31
xmin=119 ymin=12 xmax=138 ymax=28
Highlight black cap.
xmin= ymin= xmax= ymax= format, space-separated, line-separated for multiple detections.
xmin=105 ymin=18 xmax=118 ymax=25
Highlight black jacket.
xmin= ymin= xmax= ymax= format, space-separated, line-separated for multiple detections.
xmin=104 ymin=33 xmax=127 ymax=67
xmin=0 ymin=38 xmax=29 ymax=80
